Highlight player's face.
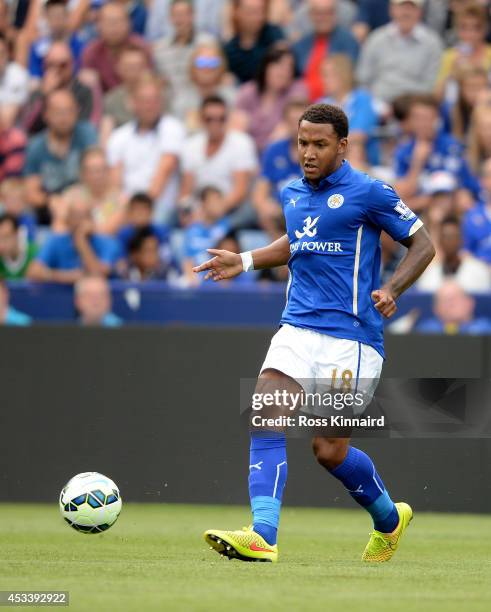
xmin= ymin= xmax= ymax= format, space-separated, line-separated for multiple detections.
xmin=298 ymin=120 xmax=347 ymax=184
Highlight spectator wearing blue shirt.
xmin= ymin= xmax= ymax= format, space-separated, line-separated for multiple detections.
xmin=0 ymin=279 xmax=32 ymax=326
xmin=124 ymin=226 xmax=180 ymax=281
xmin=28 ymin=0 xmax=86 ymax=79
xmin=416 ymin=280 xmax=491 ymax=335
xmin=318 ymin=53 xmax=380 ymax=168
xmin=463 ymin=157 xmax=491 ymax=264
xmin=253 ymin=98 xmax=306 ymax=235
xmin=74 ymin=275 xmax=122 ymax=327
xmin=394 ymin=93 xmax=480 ymax=213
xmin=27 ymin=199 xmax=121 ymax=284
xmin=117 ymin=192 xmax=169 ymax=255
xmin=23 ymin=89 xmax=97 ymax=225
xmin=183 ymin=186 xmax=230 ymax=285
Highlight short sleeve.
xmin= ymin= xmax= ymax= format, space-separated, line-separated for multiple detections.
xmin=23 ymin=140 xmax=42 ymax=176
xmin=180 ymin=136 xmax=200 ymax=173
xmin=462 ymin=211 xmax=478 ymax=254
xmin=80 ymin=122 xmax=98 ymax=147
xmin=349 ymin=92 xmax=377 ymax=135
xmin=158 ymin=117 xmax=186 ymax=156
xmin=106 ymin=129 xmax=125 ymax=166
xmin=393 ymin=144 xmax=410 ymax=178
xmin=230 ymin=133 xmax=257 ymax=172
xmin=36 ymin=236 xmax=57 ymax=267
xmin=366 ymin=180 xmax=423 ymax=242
xmin=28 ymin=45 xmax=43 ymax=78
xmin=260 ymin=145 xmax=275 ymax=181
xmin=95 ymin=237 xmax=121 ymax=266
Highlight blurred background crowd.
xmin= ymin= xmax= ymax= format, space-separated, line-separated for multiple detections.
xmin=1 ymin=0 xmax=491 ymax=333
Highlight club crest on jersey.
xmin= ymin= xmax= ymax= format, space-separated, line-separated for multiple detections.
xmin=394 ymin=199 xmax=415 ymax=221
xmin=327 ymin=194 xmax=344 ymax=209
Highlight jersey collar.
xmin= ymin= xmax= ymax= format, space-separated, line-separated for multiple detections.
xmin=301 ymin=160 xmax=351 ymax=190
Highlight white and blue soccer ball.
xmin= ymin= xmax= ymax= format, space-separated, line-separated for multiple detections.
xmin=59 ymin=472 xmax=122 ymax=534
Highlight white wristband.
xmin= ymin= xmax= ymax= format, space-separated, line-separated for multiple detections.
xmin=240 ymin=251 xmax=254 ymax=272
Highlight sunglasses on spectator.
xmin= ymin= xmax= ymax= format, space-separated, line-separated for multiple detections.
xmin=194 ymin=56 xmax=222 ymax=69
xmin=203 ymin=115 xmax=226 ymax=124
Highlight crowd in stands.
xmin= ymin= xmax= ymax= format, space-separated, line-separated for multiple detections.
xmin=1 ymin=0 xmax=491 ymax=333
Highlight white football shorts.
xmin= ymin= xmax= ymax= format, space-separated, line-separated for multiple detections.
xmin=260 ymin=324 xmax=383 ymax=414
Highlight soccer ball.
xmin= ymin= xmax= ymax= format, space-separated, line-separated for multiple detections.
xmin=59 ymin=472 xmax=122 ymax=534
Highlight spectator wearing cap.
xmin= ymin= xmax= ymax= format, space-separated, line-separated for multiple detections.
xmin=74 ymin=275 xmax=122 ymax=326
xmin=27 ymin=198 xmax=121 ymax=283
xmin=293 ymin=0 xmax=359 ymax=102
xmin=0 ymin=213 xmax=37 ymax=280
xmin=223 ymin=0 xmax=284 ymax=84
xmin=25 ymin=0 xmax=87 ymax=80
xmin=235 ymin=45 xmax=307 ymax=152
xmin=0 ymin=33 xmax=29 ymax=129
xmin=416 ymin=280 xmax=491 ymax=334
xmin=462 ymin=157 xmax=491 ymax=265
xmin=81 ymin=2 xmax=151 ymax=92
xmin=21 ymin=41 xmax=95 ymax=136
xmin=421 ymin=171 xmax=458 ymax=233
xmin=106 ymin=77 xmax=185 ymax=225
xmin=357 ymin=0 xmax=442 ymax=102
xmin=417 ymin=216 xmax=491 ymax=294
xmin=0 ymin=278 xmax=31 ymax=325
xmin=394 ymin=94 xmax=480 ymax=212
xmin=23 ymin=88 xmax=97 ymax=225
xmin=180 ymin=95 xmax=257 ymax=227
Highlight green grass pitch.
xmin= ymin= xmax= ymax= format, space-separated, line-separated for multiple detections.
xmin=1 ymin=503 xmax=490 ymax=612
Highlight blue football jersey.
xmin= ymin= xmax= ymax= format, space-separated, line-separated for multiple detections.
xmin=280 ymin=161 xmax=423 ymax=357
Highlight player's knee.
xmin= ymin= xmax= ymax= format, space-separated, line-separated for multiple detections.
xmin=312 ymin=437 xmax=348 ymax=471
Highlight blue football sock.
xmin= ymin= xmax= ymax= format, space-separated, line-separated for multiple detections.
xmin=248 ymin=432 xmax=287 ymax=546
xmin=330 ymin=446 xmax=399 ymax=533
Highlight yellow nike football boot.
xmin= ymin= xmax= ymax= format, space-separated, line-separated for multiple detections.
xmin=204 ymin=526 xmax=278 ymax=563
xmin=362 ymin=502 xmax=413 ymax=562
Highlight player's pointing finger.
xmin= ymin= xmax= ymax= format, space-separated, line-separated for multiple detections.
xmin=193 ymin=258 xmax=216 ymax=273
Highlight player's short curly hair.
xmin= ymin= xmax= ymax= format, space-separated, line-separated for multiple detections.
xmin=299 ymin=104 xmax=349 ymax=139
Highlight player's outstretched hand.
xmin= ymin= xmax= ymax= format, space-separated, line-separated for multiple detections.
xmin=371 ymin=288 xmax=397 ymax=318
xmin=192 ymin=249 xmax=244 ymax=282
